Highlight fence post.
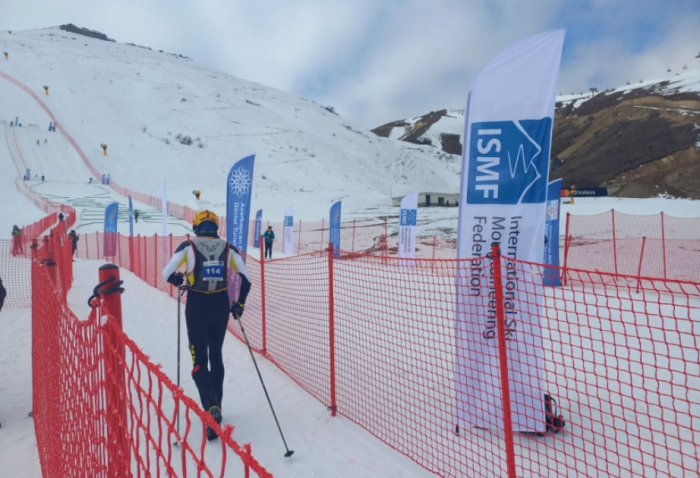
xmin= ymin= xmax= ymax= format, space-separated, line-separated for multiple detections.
xmin=612 ymin=209 xmax=618 ymax=275
xmin=96 ymin=231 xmax=100 ymax=260
xmin=636 ymin=236 xmax=647 ymax=293
xmin=563 ymin=212 xmax=571 ymax=285
xmin=259 ymin=235 xmax=267 ymax=353
xmin=129 ymin=235 xmax=134 ymax=273
xmin=660 ymin=212 xmax=667 ymax=280
xmin=491 ymin=244 xmax=517 ymax=478
xmin=98 ymin=263 xmax=130 ymax=477
xmin=297 ymin=220 xmax=302 ymax=255
xmin=351 ymin=219 xmax=356 ymax=253
xmin=117 ymin=232 xmax=121 ymax=266
xmin=31 ymin=238 xmax=38 ymax=260
xmin=154 ymin=233 xmax=158 ymax=289
xmin=383 ymin=219 xmax=388 ymax=265
xmin=327 ymin=242 xmax=337 ymax=416
xmin=143 ymin=234 xmax=148 ymax=285
xmin=169 ymin=234 xmax=174 ymax=296
xmin=320 ymin=219 xmax=325 ymax=252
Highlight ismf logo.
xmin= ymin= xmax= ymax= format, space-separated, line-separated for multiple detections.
xmin=467 ymin=118 xmax=552 ymax=204
xmin=400 ymin=209 xmax=417 ymax=226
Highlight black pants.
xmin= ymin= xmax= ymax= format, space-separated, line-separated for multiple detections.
xmin=185 ymin=290 xmax=229 ymax=411
xmin=264 ymin=241 xmax=272 ymax=259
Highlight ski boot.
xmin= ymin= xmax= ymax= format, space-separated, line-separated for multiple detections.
xmin=206 ymin=405 xmax=222 ymax=441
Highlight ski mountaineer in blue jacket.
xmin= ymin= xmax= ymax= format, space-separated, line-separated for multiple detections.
xmin=162 ymin=210 xmax=252 ymax=441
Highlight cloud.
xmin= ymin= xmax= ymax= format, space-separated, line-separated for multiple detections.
xmin=558 ymin=5 xmax=700 ymax=94
xmin=2 ymin=0 xmax=699 ymax=128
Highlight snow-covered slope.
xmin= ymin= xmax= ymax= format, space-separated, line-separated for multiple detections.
xmin=0 ymin=27 xmax=459 ymax=220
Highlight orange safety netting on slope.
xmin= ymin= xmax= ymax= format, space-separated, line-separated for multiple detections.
xmin=1 ymin=210 xmax=75 ymax=308
xmin=74 ymin=230 xmax=700 ymax=478
xmin=564 ymin=211 xmax=700 ymax=283
xmin=31 ymin=230 xmax=273 ymax=477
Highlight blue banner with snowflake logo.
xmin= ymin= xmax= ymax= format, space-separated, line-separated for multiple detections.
xmin=226 ymin=154 xmax=255 ymax=253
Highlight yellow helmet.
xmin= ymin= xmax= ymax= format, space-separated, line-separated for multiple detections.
xmin=192 ymin=210 xmax=219 ymax=228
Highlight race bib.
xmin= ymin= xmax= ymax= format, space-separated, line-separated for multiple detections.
xmin=202 ymin=261 xmax=225 ymax=281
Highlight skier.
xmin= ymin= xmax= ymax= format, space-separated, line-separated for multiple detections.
xmin=134 ymin=210 xmax=139 ymax=223
xmin=58 ymin=212 xmax=64 ymax=222
xmin=68 ymin=230 xmax=79 ymax=260
xmin=11 ymin=225 xmax=23 ymax=256
xmin=162 ymin=210 xmax=252 ymax=440
xmin=263 ymin=226 xmax=275 ymax=259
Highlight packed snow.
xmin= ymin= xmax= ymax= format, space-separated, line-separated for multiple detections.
xmin=1 ymin=26 xmax=699 ymax=478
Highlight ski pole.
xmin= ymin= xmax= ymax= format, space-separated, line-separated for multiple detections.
xmin=235 ymin=312 xmax=294 ymax=458
xmin=175 ymin=285 xmax=186 ymax=445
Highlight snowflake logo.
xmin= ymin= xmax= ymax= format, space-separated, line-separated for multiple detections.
xmin=229 ymin=167 xmax=252 ymax=197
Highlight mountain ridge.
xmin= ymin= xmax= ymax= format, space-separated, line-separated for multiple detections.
xmin=372 ymin=69 xmax=700 ymax=198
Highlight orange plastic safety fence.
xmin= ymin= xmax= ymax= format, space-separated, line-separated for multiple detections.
xmin=1 ymin=213 xmax=76 ymax=308
xmin=564 ymin=211 xmax=700 ymax=282
xmin=0 ymin=239 xmax=32 ymax=308
xmin=31 ymin=236 xmax=273 ymax=477
xmin=74 ymin=228 xmax=700 ymax=477
xmin=250 ymin=250 xmax=700 ymax=477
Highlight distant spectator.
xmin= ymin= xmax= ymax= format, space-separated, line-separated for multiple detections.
xmin=263 ymin=226 xmax=275 ymax=259
xmin=0 ymin=277 xmax=6 ymax=313
xmin=58 ymin=212 xmax=64 ymax=222
xmin=11 ymin=225 xmax=23 ymax=256
xmin=89 ymin=177 xmax=92 ymax=183
xmin=134 ymin=210 xmax=140 ymax=223
xmin=41 ymin=175 xmax=45 ymax=181
xmin=68 ymin=230 xmax=79 ymax=260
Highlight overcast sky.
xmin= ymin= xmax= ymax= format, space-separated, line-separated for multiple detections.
xmin=3 ymin=0 xmax=699 ymax=128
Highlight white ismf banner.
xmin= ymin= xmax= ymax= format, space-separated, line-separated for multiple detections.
xmin=283 ymin=206 xmax=294 ymax=255
xmin=398 ymin=193 xmax=418 ymax=267
xmin=455 ymin=29 xmax=565 ymax=433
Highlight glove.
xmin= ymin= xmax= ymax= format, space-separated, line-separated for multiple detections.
xmin=167 ymin=272 xmax=184 ymax=286
xmin=230 ymin=302 xmax=245 ymax=319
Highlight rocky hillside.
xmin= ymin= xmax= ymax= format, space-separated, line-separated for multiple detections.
xmin=372 ymin=70 xmax=700 ymax=198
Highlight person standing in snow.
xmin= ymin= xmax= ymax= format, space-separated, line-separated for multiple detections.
xmin=162 ymin=210 xmax=252 ymax=440
xmin=11 ymin=225 xmax=23 ymax=256
xmin=134 ymin=210 xmax=139 ymax=223
xmin=68 ymin=230 xmax=79 ymax=259
xmin=263 ymin=226 xmax=275 ymax=259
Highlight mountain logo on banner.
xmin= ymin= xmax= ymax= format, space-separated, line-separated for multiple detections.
xmin=467 ymin=117 xmax=552 ymax=204
xmin=400 ymin=208 xmax=417 ymax=226
xmin=228 ymin=166 xmax=252 ymax=197
xmin=284 ymin=216 xmax=294 ymax=227
xmin=546 ymin=199 xmax=559 ymax=221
